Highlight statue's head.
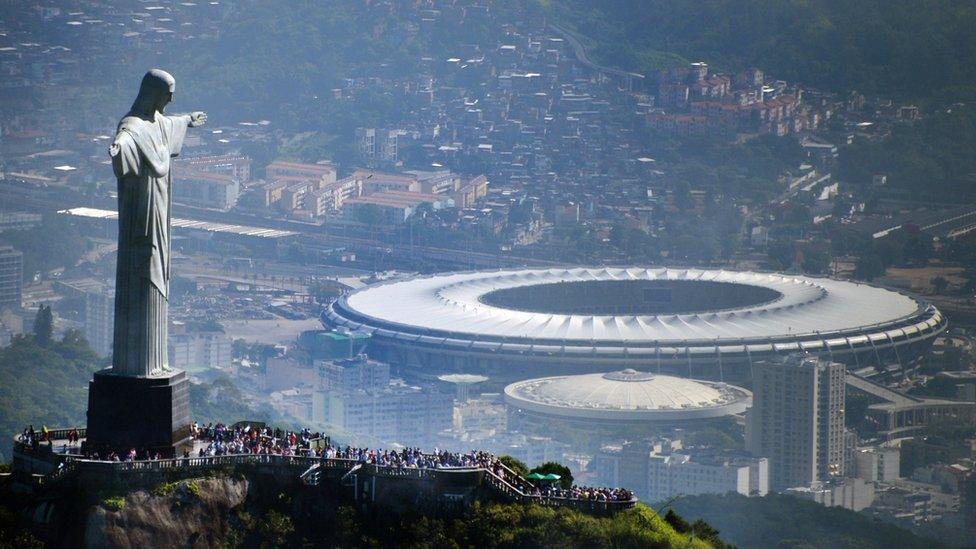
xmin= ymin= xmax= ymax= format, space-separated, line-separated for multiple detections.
xmin=129 ymin=69 xmax=176 ymax=117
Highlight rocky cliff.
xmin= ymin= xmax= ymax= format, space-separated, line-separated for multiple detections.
xmin=84 ymin=478 xmax=248 ymax=549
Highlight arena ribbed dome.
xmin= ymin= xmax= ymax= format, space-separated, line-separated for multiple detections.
xmin=324 ymin=267 xmax=945 ymax=380
xmin=504 ymin=369 xmax=752 ymax=421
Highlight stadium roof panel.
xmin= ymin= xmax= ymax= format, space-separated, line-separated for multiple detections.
xmin=336 ymin=268 xmax=926 ymax=343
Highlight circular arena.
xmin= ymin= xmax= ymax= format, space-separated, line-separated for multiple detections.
xmin=505 ymin=369 xmax=751 ymax=423
xmin=323 ymin=268 xmax=946 ymax=381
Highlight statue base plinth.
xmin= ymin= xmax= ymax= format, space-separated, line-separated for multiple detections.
xmin=85 ymin=368 xmax=192 ymax=458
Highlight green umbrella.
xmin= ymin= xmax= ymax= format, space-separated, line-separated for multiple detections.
xmin=543 ymin=473 xmax=562 ymax=481
xmin=526 ymin=472 xmax=546 ymax=480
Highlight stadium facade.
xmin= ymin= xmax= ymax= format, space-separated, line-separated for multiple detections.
xmin=323 ymin=268 xmax=946 ymax=382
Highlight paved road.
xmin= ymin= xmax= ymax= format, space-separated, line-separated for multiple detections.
xmin=548 ymin=23 xmax=645 ymax=81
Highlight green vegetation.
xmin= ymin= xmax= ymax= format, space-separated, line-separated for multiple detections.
xmin=265 ymin=501 xmax=713 ymax=548
xmin=839 ymin=103 xmax=976 ymax=200
xmin=499 ymin=455 xmax=530 ymax=478
xmin=152 ymin=482 xmax=178 ymax=498
xmin=529 ymin=462 xmax=575 ymax=490
xmin=31 ymin=306 xmax=53 ymax=347
xmin=668 ymin=493 xmax=945 ymax=549
xmin=186 ymin=480 xmax=202 ymax=498
xmin=101 ymin=496 xmax=126 ymax=511
xmin=0 ymin=333 xmax=270 ymax=461
xmin=188 ymin=376 xmax=275 ymax=427
xmin=543 ymin=0 xmax=976 ymax=102
xmin=662 ymin=509 xmax=727 ymax=548
xmin=257 ymin=510 xmax=295 ymax=548
xmin=0 ymin=334 xmax=101 ymax=462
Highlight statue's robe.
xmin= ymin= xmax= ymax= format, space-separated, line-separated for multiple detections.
xmin=110 ymin=111 xmax=190 ymax=377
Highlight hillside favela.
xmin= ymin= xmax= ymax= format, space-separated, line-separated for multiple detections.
xmin=2 ymin=1 xmax=976 ymax=547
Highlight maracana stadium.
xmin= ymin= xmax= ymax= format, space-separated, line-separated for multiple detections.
xmin=323 ymin=267 xmax=946 ymax=382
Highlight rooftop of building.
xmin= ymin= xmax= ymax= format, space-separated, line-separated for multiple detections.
xmin=504 ymin=369 xmax=751 ymax=421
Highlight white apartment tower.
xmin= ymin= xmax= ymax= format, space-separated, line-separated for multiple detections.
xmin=747 ymin=355 xmax=846 ymax=490
xmin=84 ymin=286 xmax=115 ymax=357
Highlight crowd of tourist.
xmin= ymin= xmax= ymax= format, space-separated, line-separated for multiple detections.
xmin=537 ymin=485 xmax=635 ymax=503
xmin=17 ymin=426 xmax=82 ymax=451
xmin=191 ymin=422 xmax=323 ymax=457
xmin=20 ymin=422 xmax=635 ymax=503
xmin=189 ymin=422 xmax=633 ymax=501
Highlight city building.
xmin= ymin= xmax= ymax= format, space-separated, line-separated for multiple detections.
xmin=342 ymin=191 xmax=454 ymax=225
xmin=168 ymin=322 xmax=233 ymax=374
xmin=747 ymin=356 xmax=846 ymax=491
xmin=265 ymin=160 xmax=337 ymax=188
xmin=786 ymin=478 xmax=876 ymax=511
xmin=454 ymin=394 xmax=507 ymax=434
xmin=356 ymin=127 xmax=403 ymax=164
xmin=324 ymin=268 xmax=945 ymax=382
xmin=84 ymin=285 xmax=114 ymax=357
xmin=592 ymin=438 xmax=769 ymax=502
xmin=173 ymin=170 xmax=240 ymax=211
xmin=312 ymin=381 xmax=453 ymax=446
xmin=183 ymin=154 xmax=251 ymax=182
xmin=317 ymin=356 xmax=390 ymax=393
xmin=482 ymin=432 xmax=570 ymax=468
xmin=0 ymin=246 xmax=23 ymax=311
xmin=854 ymin=445 xmax=901 ymax=483
xmin=297 ymin=330 xmax=370 ymax=360
xmin=0 ymin=212 xmax=41 ymax=233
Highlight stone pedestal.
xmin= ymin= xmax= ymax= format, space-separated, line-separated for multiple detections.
xmin=85 ymin=368 xmax=192 ymax=458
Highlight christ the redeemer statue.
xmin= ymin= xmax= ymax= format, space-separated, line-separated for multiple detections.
xmin=109 ymin=69 xmax=206 ymax=376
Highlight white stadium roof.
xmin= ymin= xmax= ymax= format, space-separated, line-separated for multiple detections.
xmin=337 ymin=268 xmax=928 ymax=343
xmin=504 ymin=369 xmax=751 ymax=421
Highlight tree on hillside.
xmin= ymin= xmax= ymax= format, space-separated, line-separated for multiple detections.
xmin=498 ymin=455 xmax=529 ymax=478
xmin=33 ymin=305 xmax=53 ymax=346
xmin=931 ymin=276 xmax=949 ymax=294
xmin=530 ymin=461 xmax=574 ymax=489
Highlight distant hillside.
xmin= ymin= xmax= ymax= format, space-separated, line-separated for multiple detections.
xmin=0 ymin=334 xmax=100 ymax=463
xmin=542 ymin=0 xmax=976 ymax=101
xmin=668 ymin=493 xmax=945 ymax=549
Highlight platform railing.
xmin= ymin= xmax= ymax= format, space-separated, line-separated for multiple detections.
xmin=18 ymin=431 xmax=636 ymax=513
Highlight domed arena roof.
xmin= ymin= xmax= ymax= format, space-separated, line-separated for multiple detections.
xmin=503 ymin=369 xmax=752 ymax=421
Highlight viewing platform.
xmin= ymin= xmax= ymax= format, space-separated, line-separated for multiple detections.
xmin=11 ymin=425 xmax=637 ymax=516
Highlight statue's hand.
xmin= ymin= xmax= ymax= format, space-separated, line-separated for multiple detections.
xmin=109 ymin=142 xmax=121 ymax=157
xmin=189 ymin=111 xmax=207 ymax=127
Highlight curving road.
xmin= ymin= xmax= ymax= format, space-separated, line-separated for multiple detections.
xmin=548 ymin=23 xmax=645 ymax=81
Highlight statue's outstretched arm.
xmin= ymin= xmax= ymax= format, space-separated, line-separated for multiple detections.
xmin=189 ymin=111 xmax=207 ymax=127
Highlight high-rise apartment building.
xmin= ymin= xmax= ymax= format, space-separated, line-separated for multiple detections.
xmin=747 ymin=355 xmax=846 ymax=490
xmin=0 ymin=246 xmax=23 ymax=311
xmin=85 ymin=286 xmax=115 ymax=357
